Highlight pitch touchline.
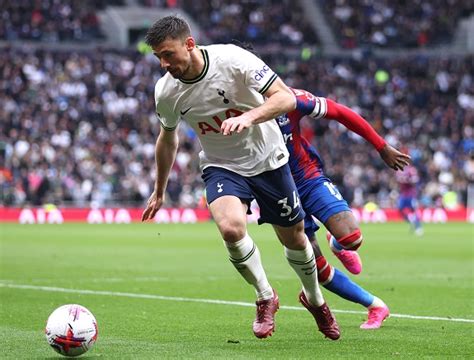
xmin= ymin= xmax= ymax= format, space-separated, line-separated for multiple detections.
xmin=1 ymin=283 xmax=473 ymax=324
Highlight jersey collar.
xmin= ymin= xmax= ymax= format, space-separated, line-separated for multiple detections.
xmin=179 ymin=48 xmax=209 ymax=84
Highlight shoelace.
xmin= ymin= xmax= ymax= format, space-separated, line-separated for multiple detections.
xmin=367 ymin=309 xmax=380 ymax=323
xmin=256 ymin=301 xmax=272 ymax=322
xmin=338 ymin=250 xmax=349 ymax=259
xmin=316 ymin=306 xmax=335 ymax=328
xmin=339 ymin=250 xmax=356 ymax=264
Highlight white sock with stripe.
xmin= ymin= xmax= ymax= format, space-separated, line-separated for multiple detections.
xmin=285 ymin=238 xmax=325 ymax=306
xmin=224 ymin=234 xmax=273 ymax=300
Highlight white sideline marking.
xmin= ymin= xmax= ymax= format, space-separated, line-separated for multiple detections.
xmin=1 ymin=283 xmax=473 ymax=324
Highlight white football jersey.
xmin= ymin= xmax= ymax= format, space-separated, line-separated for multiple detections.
xmin=154 ymin=44 xmax=289 ymax=176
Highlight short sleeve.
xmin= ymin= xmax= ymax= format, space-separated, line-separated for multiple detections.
xmin=155 ymin=93 xmax=179 ymax=131
xmin=229 ymin=45 xmax=278 ymax=95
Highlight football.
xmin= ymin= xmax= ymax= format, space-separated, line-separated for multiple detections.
xmin=45 ymin=304 xmax=98 ymax=357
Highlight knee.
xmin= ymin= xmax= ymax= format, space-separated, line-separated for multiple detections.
xmin=276 ymin=221 xmax=308 ymax=249
xmin=218 ymin=219 xmax=246 ymax=242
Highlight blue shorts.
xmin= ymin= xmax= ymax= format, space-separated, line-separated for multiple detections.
xmin=202 ymin=164 xmax=305 ymax=227
xmin=303 ymin=216 xmax=320 ymax=239
xmin=398 ymin=196 xmax=417 ymax=211
xmin=297 ymin=176 xmax=351 ymax=237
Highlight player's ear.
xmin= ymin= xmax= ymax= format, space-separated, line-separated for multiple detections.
xmin=185 ymin=37 xmax=195 ymax=51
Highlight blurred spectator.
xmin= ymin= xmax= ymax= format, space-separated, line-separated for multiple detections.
xmin=0 ymin=0 xmax=113 ymax=42
xmin=321 ymin=0 xmax=474 ymax=48
xmin=141 ymin=0 xmax=319 ymax=46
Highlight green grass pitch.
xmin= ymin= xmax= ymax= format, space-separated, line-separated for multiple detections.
xmin=1 ymin=222 xmax=473 ymax=358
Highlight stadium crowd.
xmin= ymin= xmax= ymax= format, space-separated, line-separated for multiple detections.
xmin=4 ymin=0 xmax=471 ymax=49
xmin=142 ymin=0 xmax=473 ymax=49
xmin=0 ymin=1 xmax=471 ymax=210
xmin=322 ymin=0 xmax=473 ymax=48
xmin=140 ymin=0 xmax=317 ymax=46
xmin=0 ymin=0 xmax=125 ymax=42
xmin=178 ymin=0 xmax=318 ymax=46
xmin=0 ymin=0 xmax=317 ymax=47
xmin=1 ymin=45 xmax=471 ymax=209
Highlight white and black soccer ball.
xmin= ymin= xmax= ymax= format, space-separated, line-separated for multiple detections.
xmin=45 ymin=304 xmax=98 ymax=357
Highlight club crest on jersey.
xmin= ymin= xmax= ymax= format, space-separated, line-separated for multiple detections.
xmin=254 ymin=65 xmax=270 ymax=81
xmin=217 ymin=182 xmax=224 ymax=193
xmin=217 ymin=89 xmax=230 ymax=104
xmin=277 ymin=115 xmax=290 ymax=127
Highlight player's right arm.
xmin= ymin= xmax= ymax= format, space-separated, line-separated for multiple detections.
xmin=141 ymin=127 xmax=179 ymax=221
xmin=142 ymin=86 xmax=180 ymax=222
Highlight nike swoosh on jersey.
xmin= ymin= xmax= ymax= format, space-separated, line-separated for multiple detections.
xmin=289 ymin=210 xmax=301 ymax=221
xmin=180 ymin=107 xmax=192 ymax=115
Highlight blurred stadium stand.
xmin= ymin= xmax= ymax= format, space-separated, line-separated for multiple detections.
xmin=98 ymin=5 xmax=205 ymax=47
xmin=318 ymin=0 xmax=473 ymax=49
xmin=0 ymin=0 xmax=472 ymax=211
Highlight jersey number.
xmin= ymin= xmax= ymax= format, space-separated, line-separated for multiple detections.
xmin=324 ymin=181 xmax=343 ymax=200
xmin=278 ymin=191 xmax=301 ymax=217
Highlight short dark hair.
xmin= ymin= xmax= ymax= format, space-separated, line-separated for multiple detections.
xmin=145 ymin=16 xmax=191 ymax=47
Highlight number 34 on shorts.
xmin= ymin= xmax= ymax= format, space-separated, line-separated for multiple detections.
xmin=278 ymin=190 xmax=301 ymax=220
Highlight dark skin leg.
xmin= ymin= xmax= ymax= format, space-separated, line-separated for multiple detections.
xmin=308 ymin=234 xmax=323 ymax=257
xmin=323 ymin=211 xmax=359 ymax=239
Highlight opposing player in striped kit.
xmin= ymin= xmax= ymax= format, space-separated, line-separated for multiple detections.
xmin=278 ymin=88 xmax=411 ymax=328
xmin=396 ymin=164 xmax=424 ymax=236
xmin=141 ymin=16 xmax=339 ymax=340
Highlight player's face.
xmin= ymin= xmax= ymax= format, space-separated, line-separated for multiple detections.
xmin=152 ymin=37 xmax=194 ymax=79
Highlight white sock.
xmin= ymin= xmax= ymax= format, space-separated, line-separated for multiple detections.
xmin=368 ymin=296 xmax=386 ymax=308
xmin=224 ymin=234 xmax=273 ymax=300
xmin=285 ymin=238 xmax=325 ymax=306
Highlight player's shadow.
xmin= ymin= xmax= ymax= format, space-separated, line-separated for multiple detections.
xmin=45 ymin=356 xmax=100 ymax=359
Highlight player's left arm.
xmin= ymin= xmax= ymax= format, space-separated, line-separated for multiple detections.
xmin=221 ymin=78 xmax=295 ymax=135
xmin=322 ymin=98 xmax=411 ymax=171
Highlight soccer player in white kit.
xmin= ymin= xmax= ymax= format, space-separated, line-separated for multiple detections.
xmin=141 ymin=16 xmax=339 ymax=340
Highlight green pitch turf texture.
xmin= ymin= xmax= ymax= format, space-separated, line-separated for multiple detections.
xmin=1 ymin=222 xmax=472 ymax=359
